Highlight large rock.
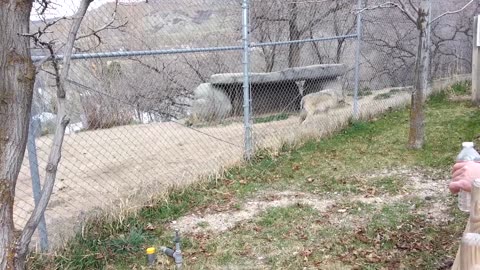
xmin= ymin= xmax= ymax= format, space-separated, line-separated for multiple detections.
xmin=187 ymin=64 xmax=346 ymax=121
xmin=299 ymin=89 xmax=343 ymax=123
xmin=208 ymin=64 xmax=345 ymax=116
xmin=210 ymin=64 xmax=345 ymax=85
xmin=189 ymin=83 xmax=232 ymax=123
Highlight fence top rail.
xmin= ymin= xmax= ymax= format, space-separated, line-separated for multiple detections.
xmin=31 ymin=34 xmax=358 ymax=62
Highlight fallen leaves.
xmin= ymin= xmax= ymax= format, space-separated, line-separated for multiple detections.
xmin=300 ymin=248 xmax=313 ymax=261
xmin=144 ymin=223 xmax=156 ymax=231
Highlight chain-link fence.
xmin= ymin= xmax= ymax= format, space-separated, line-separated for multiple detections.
xmin=20 ymin=0 xmax=479 ymax=250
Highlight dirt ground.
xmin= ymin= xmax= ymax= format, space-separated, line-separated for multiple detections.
xmin=168 ymin=167 xmax=451 ymax=235
xmin=14 ymin=78 xmax=462 ymax=248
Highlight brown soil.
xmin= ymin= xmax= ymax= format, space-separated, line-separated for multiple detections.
xmin=169 ymin=168 xmax=450 ymax=235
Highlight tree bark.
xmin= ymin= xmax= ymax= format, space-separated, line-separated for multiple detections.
xmin=408 ymin=0 xmax=430 ymax=149
xmin=288 ymin=2 xmax=301 ymax=68
xmin=0 ymin=1 xmax=35 ymax=269
xmin=262 ymin=46 xmax=276 ymax=72
xmin=422 ymin=0 xmax=432 ymax=99
xmin=14 ymin=1 xmax=91 ymax=267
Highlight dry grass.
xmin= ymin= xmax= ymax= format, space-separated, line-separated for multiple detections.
xmin=17 ymin=76 xmax=469 ymax=248
xmin=27 ymin=80 xmax=479 ymax=269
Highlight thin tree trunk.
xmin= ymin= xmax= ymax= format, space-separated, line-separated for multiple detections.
xmin=408 ymin=0 xmax=430 ymax=149
xmin=14 ymin=1 xmax=91 ymax=268
xmin=423 ymin=0 xmax=432 ymax=99
xmin=288 ymin=2 xmax=301 ymax=68
xmin=309 ymin=29 xmax=324 ymax=64
xmin=336 ymin=39 xmax=345 ymax=63
xmin=0 ymin=1 xmax=35 ymax=269
xmin=263 ymin=45 xmax=276 ymax=72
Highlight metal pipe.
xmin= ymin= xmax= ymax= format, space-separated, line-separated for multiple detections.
xmin=242 ymin=0 xmax=253 ymax=160
xmin=353 ymin=0 xmax=363 ymax=120
xmin=174 ymin=229 xmax=183 ymax=269
xmin=27 ymin=114 xmax=49 ymax=251
xmin=160 ymin=246 xmax=175 ymax=258
xmin=31 ymin=34 xmax=358 ymax=62
xmin=160 ymin=229 xmax=183 ymax=269
xmin=32 ymin=45 xmax=243 ymax=62
xmin=251 ymin=34 xmax=357 ymax=47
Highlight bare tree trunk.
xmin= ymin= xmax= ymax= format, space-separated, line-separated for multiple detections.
xmin=262 ymin=46 xmax=276 ymax=72
xmin=423 ymin=0 xmax=432 ymax=99
xmin=309 ymin=28 xmax=324 ymax=64
xmin=288 ymin=2 xmax=301 ymax=68
xmin=0 ymin=1 xmax=35 ymax=269
xmin=13 ymin=1 xmax=91 ymax=268
xmin=408 ymin=0 xmax=430 ymax=149
xmin=336 ymin=39 xmax=345 ymax=63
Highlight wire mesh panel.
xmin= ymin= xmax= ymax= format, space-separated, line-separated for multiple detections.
xmin=23 ymin=0 xmax=246 ymax=247
xmin=18 ymin=0 xmax=480 ymax=249
xmin=250 ymin=0 xmax=480 ymax=154
xmin=355 ymin=0 xmax=478 ymax=122
xmin=249 ymin=0 xmax=359 ymax=151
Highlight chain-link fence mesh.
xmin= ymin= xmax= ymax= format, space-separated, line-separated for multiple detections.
xmin=19 ymin=0 xmax=479 ymax=249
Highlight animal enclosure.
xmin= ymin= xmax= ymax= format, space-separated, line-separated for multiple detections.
xmin=18 ymin=0 xmax=479 ymax=249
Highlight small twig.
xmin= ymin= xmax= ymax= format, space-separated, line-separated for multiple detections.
xmin=74 ymin=0 xmax=127 ymax=51
xmin=19 ymin=33 xmax=58 ymax=69
xmin=75 ymin=19 xmax=128 ymax=41
xmin=431 ymin=0 xmax=475 ymax=23
xmin=76 ymin=0 xmax=128 ymax=41
xmin=356 ymin=1 xmax=416 ymax=24
xmin=35 ymin=0 xmax=52 ymax=16
xmin=407 ymin=0 xmax=419 ymax=13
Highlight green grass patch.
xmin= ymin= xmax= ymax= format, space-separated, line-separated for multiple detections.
xmin=181 ymin=204 xmax=349 ymax=269
xmin=373 ymin=88 xmax=406 ymax=100
xmin=177 ymin=198 xmax=464 ymax=269
xmin=371 ymin=176 xmax=406 ymax=195
xmin=450 ymin=80 xmax=471 ymax=95
xmin=254 ymin=112 xmax=290 ymax=123
xmin=29 ymin=86 xmax=480 ymax=269
xmin=347 ymin=87 xmax=373 ymax=97
xmin=373 ymin=92 xmax=394 ymax=100
xmin=196 ymin=221 xmax=210 ymax=228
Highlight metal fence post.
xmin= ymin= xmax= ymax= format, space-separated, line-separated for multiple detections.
xmin=472 ymin=15 xmax=480 ymax=105
xmin=242 ymin=0 xmax=253 ymax=160
xmin=27 ymin=114 xmax=49 ymax=251
xmin=353 ymin=0 xmax=363 ymax=120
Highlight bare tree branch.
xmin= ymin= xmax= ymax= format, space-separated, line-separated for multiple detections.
xmin=35 ymin=0 xmax=53 ymax=16
xmin=74 ymin=0 xmax=127 ymax=52
xmin=20 ymin=15 xmax=67 ymax=68
xmin=181 ymin=55 xmax=207 ymax=83
xmin=15 ymin=0 xmax=92 ymax=264
xmin=357 ymin=1 xmax=416 ymax=24
xmin=76 ymin=0 xmax=128 ymax=41
xmin=407 ymin=0 xmax=419 ymax=13
xmin=431 ymin=0 xmax=475 ymax=23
